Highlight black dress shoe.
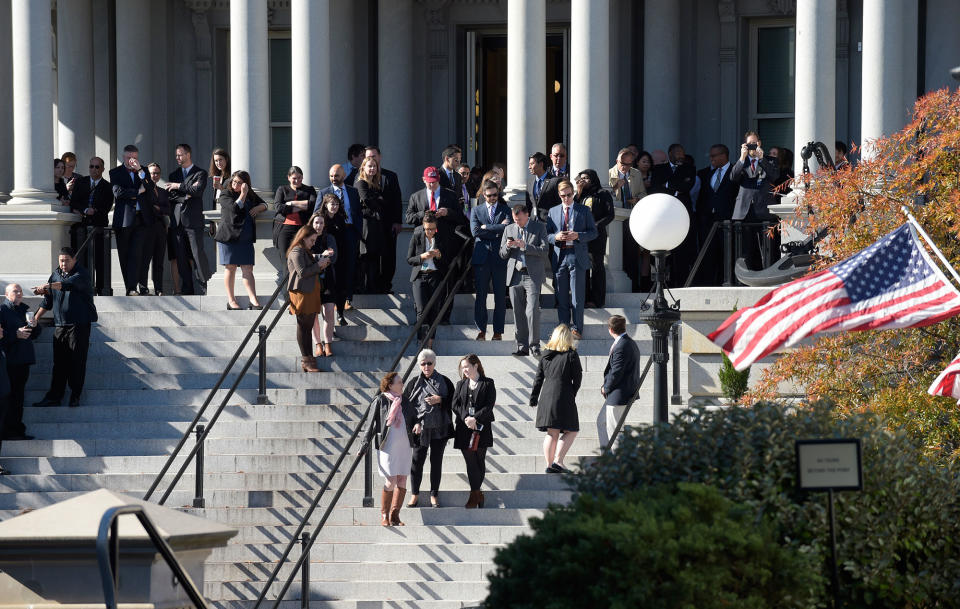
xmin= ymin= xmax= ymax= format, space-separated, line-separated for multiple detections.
xmin=138 ymin=288 xmax=150 ymax=296
xmin=248 ymin=303 xmax=264 ymax=310
xmin=2 ymin=434 xmax=34 ymax=441
xmin=531 ymin=346 xmax=542 ymax=356
xmin=338 ymin=315 xmax=348 ymax=327
xmin=32 ymin=399 xmax=61 ymax=407
xmin=0 ymin=465 xmax=10 ymax=476
xmin=69 ymin=396 xmax=81 ymax=408
xmin=512 ymin=348 xmax=530 ymax=357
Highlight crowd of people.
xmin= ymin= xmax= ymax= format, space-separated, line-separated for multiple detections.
xmin=369 ymin=314 xmax=641 ymax=525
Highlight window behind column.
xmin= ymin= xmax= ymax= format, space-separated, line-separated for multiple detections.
xmin=269 ymin=34 xmax=292 ymax=190
xmin=748 ymin=19 xmax=795 ymax=150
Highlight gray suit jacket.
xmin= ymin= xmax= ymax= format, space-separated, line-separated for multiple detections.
xmin=499 ymin=220 xmax=550 ymax=286
xmin=729 ymin=157 xmax=780 ymax=221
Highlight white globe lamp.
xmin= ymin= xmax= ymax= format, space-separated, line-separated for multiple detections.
xmin=628 ymin=192 xmax=689 ymax=253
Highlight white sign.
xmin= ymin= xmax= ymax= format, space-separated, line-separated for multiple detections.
xmin=796 ymin=439 xmax=862 ymax=491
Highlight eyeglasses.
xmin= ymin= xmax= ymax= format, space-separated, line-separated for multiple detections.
xmin=420 ymin=361 xmax=435 ymax=367
xmin=483 ymin=193 xmax=499 ymax=199
xmin=559 ymin=192 xmax=574 ymax=199
xmin=89 ymin=165 xmax=102 ymax=169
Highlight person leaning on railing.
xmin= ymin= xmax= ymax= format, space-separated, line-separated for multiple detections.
xmin=403 ymin=349 xmax=455 ymax=508
xmin=373 ymin=371 xmax=418 ymax=526
xmin=285 ymin=224 xmax=330 ymax=373
xmin=452 ymin=354 xmax=496 ymax=509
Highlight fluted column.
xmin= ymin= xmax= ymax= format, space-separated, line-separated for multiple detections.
xmin=861 ymin=0 xmax=906 ymax=159
xmin=794 ymin=0 xmax=835 ymax=175
xmin=505 ymin=0 xmax=545 ymax=197
xmin=378 ymin=0 xmax=414 ymax=196
xmin=0 ymin=0 xmax=13 ymax=201
xmin=57 ymin=0 xmax=95 ymax=164
xmin=292 ymin=0 xmax=331 ymax=185
xmin=115 ymin=0 xmax=152 ymax=162
xmin=230 ymin=0 xmax=270 ymax=193
xmin=643 ymin=1 xmax=680 ymax=151
xmin=570 ymin=0 xmax=610 ymax=175
xmin=9 ymin=0 xmax=57 ymax=205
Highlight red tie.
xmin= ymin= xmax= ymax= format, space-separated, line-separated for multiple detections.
xmin=750 ymin=158 xmax=757 ymax=172
xmin=430 ymin=191 xmax=436 ymax=211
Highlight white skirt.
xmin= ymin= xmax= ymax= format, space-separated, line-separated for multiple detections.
xmin=378 ymin=414 xmax=413 ymax=478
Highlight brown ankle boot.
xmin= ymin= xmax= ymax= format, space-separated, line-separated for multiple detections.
xmin=323 ymin=342 xmax=333 ymax=357
xmin=380 ymin=488 xmax=394 ymax=526
xmin=390 ymin=488 xmax=406 ymax=526
xmin=464 ymin=489 xmax=480 ymax=509
xmin=301 ymin=356 xmax=320 ymax=372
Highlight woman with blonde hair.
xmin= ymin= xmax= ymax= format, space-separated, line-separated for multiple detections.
xmin=286 ymin=224 xmax=331 ymax=372
xmin=354 ymin=156 xmax=385 ymax=292
xmin=373 ymin=371 xmax=418 ymax=526
xmin=529 ymin=324 xmax=582 ymax=473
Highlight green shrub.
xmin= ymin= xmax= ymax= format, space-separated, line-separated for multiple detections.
xmin=485 ymin=483 xmax=821 ymax=609
xmin=719 ymin=350 xmax=750 ymax=402
xmin=573 ymin=402 xmax=960 ymax=608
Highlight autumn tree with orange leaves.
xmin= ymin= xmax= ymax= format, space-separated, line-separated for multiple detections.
xmin=746 ymin=88 xmax=960 ymax=457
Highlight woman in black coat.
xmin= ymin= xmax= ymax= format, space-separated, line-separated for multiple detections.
xmin=318 ymin=193 xmax=350 ymax=326
xmin=353 ymin=156 xmax=385 ymax=293
xmin=575 ymin=169 xmax=615 ymax=307
xmin=273 ymin=165 xmax=319 ymax=267
xmin=215 ymin=170 xmax=268 ymax=310
xmin=529 ymin=324 xmax=582 ymax=474
xmin=452 ymin=353 xmax=496 ymax=508
xmin=403 ymin=349 xmax=455 ymax=508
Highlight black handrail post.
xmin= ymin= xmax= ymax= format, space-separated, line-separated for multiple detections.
xmin=192 ymin=424 xmax=205 ymax=508
xmin=362 ymin=447 xmax=374 ymax=507
xmin=670 ymin=322 xmax=682 ymax=405
xmin=733 ymin=221 xmax=744 ymax=286
xmin=761 ymin=220 xmax=772 ymax=268
xmin=103 ymin=228 xmax=114 ymax=296
xmin=301 ymin=531 xmax=310 ymax=609
xmin=722 ymin=221 xmax=733 ymax=286
xmin=257 ymin=325 xmax=268 ymax=405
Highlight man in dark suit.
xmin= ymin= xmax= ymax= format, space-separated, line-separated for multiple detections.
xmin=144 ymin=163 xmax=171 ymax=295
xmin=365 ymin=146 xmax=403 ymax=294
xmin=470 ymin=180 xmax=513 ymax=340
xmin=546 ymin=143 xmax=569 ymax=179
xmin=438 ymin=145 xmax=471 ymax=211
xmin=319 ymin=164 xmax=362 ymax=318
xmin=407 ymin=212 xmax=449 ymax=347
xmin=528 ymin=152 xmax=562 ymax=222
xmin=109 ymin=145 xmax=156 ymax=296
xmin=650 ymin=143 xmax=697 ymax=286
xmin=499 ymin=204 xmax=549 ymax=356
xmin=70 ymin=156 xmax=113 ymax=295
xmin=164 ymin=143 xmax=211 ymax=295
xmin=598 ymin=314 xmax=641 ymax=448
xmin=694 ymin=144 xmax=739 ymax=285
xmin=547 ymin=180 xmax=597 ymax=338
xmin=730 ymin=131 xmax=781 ymax=271
xmin=407 ymin=166 xmax=468 ymax=238
xmin=344 ymin=143 xmax=365 ymax=187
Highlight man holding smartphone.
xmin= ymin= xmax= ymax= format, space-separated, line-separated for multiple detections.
xmin=730 ymin=131 xmax=781 ymax=270
xmin=408 ymin=212 xmax=448 ymax=348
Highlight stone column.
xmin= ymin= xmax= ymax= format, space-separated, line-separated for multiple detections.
xmin=606 ymin=209 xmax=632 ymax=292
xmin=9 ymin=0 xmax=57 ymax=205
xmin=378 ymin=0 xmax=414 ymax=196
xmin=794 ymin=0 xmax=835 ymax=176
xmin=230 ymin=0 xmax=270 ymax=193
xmin=505 ymin=0 xmax=545 ymax=198
xmin=115 ymin=0 xmax=152 ymax=162
xmin=57 ymin=0 xmax=95 ymax=164
xmin=569 ymin=0 xmax=610 ymax=175
xmin=642 ymin=1 xmax=680 ymax=151
xmin=291 ymin=0 xmax=331 ymax=185
xmin=861 ymin=0 xmax=906 ymax=159
xmin=0 ymin=0 xmax=13 ymax=201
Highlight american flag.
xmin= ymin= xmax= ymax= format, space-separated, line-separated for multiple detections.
xmin=928 ymin=351 xmax=960 ymax=400
xmin=710 ymin=224 xmax=960 ymax=371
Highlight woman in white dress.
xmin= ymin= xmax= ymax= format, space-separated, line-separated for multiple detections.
xmin=373 ymin=371 xmax=418 ymax=526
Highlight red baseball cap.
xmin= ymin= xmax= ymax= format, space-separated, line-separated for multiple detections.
xmin=423 ymin=166 xmax=440 ymax=182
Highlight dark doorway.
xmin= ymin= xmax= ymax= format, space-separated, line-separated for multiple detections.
xmin=472 ymin=32 xmax=567 ymax=172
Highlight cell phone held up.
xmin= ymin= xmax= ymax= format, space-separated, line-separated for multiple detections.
xmin=746 ymin=143 xmax=758 ymax=151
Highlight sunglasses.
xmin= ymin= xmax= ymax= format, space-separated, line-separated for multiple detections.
xmin=420 ymin=361 xmax=435 ymax=366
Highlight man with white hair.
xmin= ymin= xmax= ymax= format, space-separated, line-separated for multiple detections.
xmin=0 ymin=284 xmax=40 ymax=439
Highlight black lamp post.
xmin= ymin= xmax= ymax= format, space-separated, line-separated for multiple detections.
xmin=629 ymin=193 xmax=689 ymax=425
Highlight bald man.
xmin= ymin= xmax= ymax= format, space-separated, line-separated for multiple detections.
xmin=0 ymin=283 xmax=40 ymax=439
xmin=319 ymin=165 xmax=362 ymax=320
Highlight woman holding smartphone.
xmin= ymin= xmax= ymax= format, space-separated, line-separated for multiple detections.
xmin=285 ymin=224 xmax=329 ymax=372
xmin=373 ymin=371 xmax=418 ymax=526
xmin=216 ymin=170 xmax=268 ymax=310
xmin=318 ymin=194 xmax=350 ymax=326
xmin=208 ymin=148 xmax=230 ymax=201
xmin=308 ymin=211 xmax=338 ymax=357
xmin=452 ymin=354 xmax=496 ymax=508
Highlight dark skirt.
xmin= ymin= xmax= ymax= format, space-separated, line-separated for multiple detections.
xmin=218 ymin=218 xmax=255 ymax=266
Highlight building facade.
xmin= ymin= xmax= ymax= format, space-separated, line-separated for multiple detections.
xmin=0 ymin=0 xmax=957 ymax=276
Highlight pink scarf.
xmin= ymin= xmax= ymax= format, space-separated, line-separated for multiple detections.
xmin=385 ymin=391 xmax=403 ymax=427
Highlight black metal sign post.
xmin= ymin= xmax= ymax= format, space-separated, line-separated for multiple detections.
xmin=796 ymin=438 xmax=863 ymax=609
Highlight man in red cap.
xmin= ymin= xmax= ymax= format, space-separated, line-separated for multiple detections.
xmin=407 ymin=166 xmax=468 ymax=324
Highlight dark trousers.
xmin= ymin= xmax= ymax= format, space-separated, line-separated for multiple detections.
xmin=623 ymin=224 xmax=640 ymax=292
xmin=410 ymin=437 xmax=448 ymax=495
xmin=276 ymin=224 xmax=299 ymax=270
xmin=461 ymin=446 xmax=487 ymax=491
xmin=473 ymin=260 xmax=507 ymax=334
xmin=172 ymin=223 xmax=210 ymax=295
xmin=71 ymin=223 xmax=107 ymax=295
xmin=338 ymin=227 xmax=360 ymax=304
xmin=4 ymin=364 xmax=29 ymax=437
xmin=45 ymin=324 xmax=91 ymax=401
xmin=587 ymin=239 xmax=607 ymax=307
xmin=295 ymin=313 xmax=316 ymax=357
xmin=412 ymin=271 xmax=442 ymax=341
xmin=142 ymin=220 xmax=167 ymax=293
xmin=115 ymin=215 xmax=151 ymax=293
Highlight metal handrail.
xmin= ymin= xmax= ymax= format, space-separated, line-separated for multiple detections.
xmin=251 ymin=234 xmax=475 ymax=609
xmin=684 ymin=219 xmax=776 ymax=287
xmin=96 ymin=504 xmax=207 ymax=609
xmin=143 ymin=273 xmax=289 ymax=503
xmin=604 ymin=356 xmax=654 ymax=452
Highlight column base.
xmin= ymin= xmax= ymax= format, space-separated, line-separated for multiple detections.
xmin=8 ymin=188 xmax=61 ymax=206
xmin=0 ymin=205 xmax=82 ymax=275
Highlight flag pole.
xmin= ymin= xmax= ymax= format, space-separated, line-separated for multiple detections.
xmin=901 ymin=205 xmax=960 ymax=286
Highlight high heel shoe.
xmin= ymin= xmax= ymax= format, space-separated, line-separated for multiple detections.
xmin=314 ymin=343 xmax=324 ymax=357
xmin=248 ymin=303 xmax=263 ymax=310
xmin=430 ymin=494 xmax=440 ymax=508
xmin=301 ymin=356 xmax=320 ymax=372
xmin=227 ymin=302 xmax=243 ymax=310
xmin=477 ymin=491 xmax=485 ymax=508
xmin=323 ymin=343 xmax=333 ymax=357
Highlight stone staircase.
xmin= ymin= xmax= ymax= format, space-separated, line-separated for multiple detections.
xmin=0 ymin=290 xmax=695 ymax=608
